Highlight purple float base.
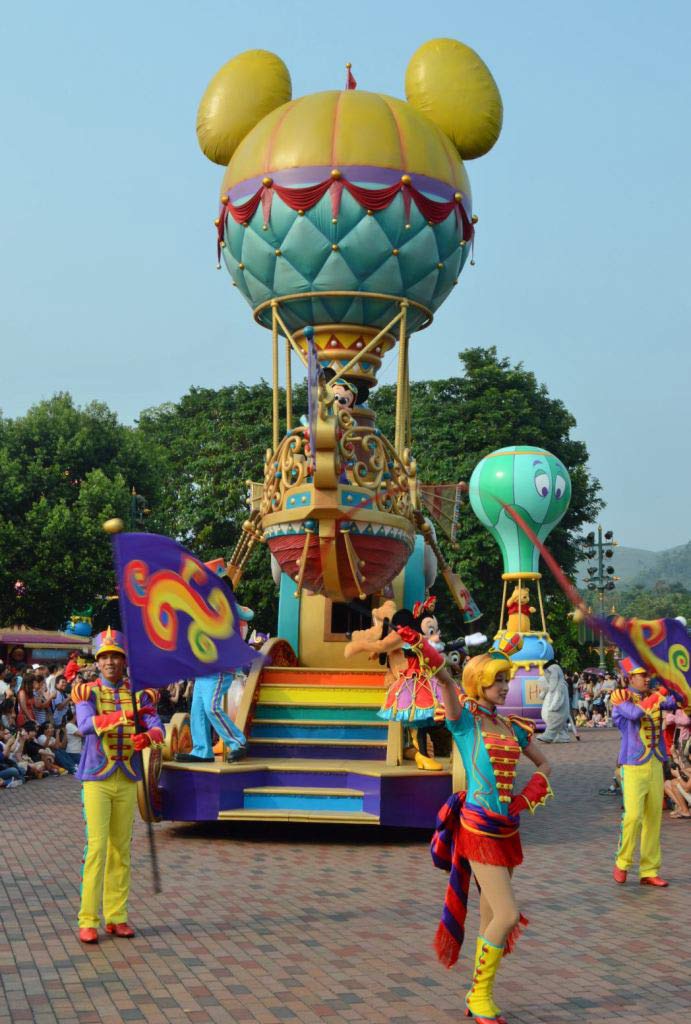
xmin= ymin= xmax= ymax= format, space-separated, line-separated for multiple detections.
xmin=501 ymin=666 xmax=545 ymax=729
xmin=159 ymin=763 xmax=452 ymax=829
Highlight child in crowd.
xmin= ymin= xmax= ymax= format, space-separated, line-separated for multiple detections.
xmin=37 ymin=722 xmax=74 ymax=774
xmin=0 ymin=726 xmax=25 ymax=787
xmin=664 ymin=751 xmax=691 ymax=820
xmin=6 ymin=726 xmax=48 ymax=779
xmin=62 ymin=709 xmax=83 ymax=771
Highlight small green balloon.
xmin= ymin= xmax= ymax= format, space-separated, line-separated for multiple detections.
xmin=469 ymin=446 xmax=571 ymax=574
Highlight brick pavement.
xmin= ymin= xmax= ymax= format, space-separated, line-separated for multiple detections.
xmin=1 ymin=729 xmax=689 ymax=1024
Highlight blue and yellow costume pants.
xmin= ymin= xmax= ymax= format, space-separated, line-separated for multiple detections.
xmin=80 ymin=775 xmax=137 ymax=928
xmin=190 ymin=674 xmax=247 ymax=759
xmin=616 ymin=760 xmax=664 ymax=879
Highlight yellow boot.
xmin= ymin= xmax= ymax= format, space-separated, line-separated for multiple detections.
xmin=412 ymin=728 xmax=443 ymax=771
xmin=465 ymin=937 xmax=505 ymax=1023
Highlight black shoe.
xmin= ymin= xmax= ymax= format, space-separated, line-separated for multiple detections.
xmin=174 ymin=753 xmax=215 ymax=763
xmin=226 ymin=746 xmax=247 ymax=763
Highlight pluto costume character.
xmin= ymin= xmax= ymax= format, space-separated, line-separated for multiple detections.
xmin=612 ymin=662 xmax=680 ymax=887
xmin=72 ymin=629 xmax=163 ymax=943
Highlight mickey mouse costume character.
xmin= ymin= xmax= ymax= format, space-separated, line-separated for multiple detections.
xmin=72 ymin=628 xmax=163 ymax=943
xmin=432 ymin=636 xmax=552 ymax=1024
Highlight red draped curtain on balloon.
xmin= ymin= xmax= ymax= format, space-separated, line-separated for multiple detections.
xmin=216 ymin=174 xmax=474 ymax=264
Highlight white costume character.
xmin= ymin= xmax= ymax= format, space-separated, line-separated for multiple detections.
xmin=538 ymin=661 xmax=572 ymax=743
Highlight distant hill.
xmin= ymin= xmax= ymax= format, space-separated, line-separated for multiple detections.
xmin=579 ymin=542 xmax=691 ymax=590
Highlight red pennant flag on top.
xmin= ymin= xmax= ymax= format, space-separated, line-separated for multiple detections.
xmin=346 ymin=63 xmax=357 ymax=90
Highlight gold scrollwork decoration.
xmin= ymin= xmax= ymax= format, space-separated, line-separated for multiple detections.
xmin=261 ymin=429 xmax=313 ymax=517
xmin=337 ymin=412 xmax=417 ymax=520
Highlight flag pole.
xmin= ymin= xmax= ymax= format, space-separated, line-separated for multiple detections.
xmin=103 ymin=517 xmax=162 ymax=895
xmin=133 ymin=688 xmax=162 ymax=895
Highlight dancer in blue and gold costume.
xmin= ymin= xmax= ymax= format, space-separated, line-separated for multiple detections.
xmin=432 ymin=637 xmax=552 ymax=1024
xmin=72 ymin=628 xmax=163 ymax=943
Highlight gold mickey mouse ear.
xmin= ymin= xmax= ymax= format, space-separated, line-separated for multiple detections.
xmin=197 ymin=49 xmax=292 ymax=166
xmin=405 ymin=38 xmax=502 ymax=160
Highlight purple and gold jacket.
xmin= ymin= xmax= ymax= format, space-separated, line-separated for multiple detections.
xmin=72 ymin=677 xmax=162 ymax=782
xmin=612 ymin=688 xmax=678 ymax=766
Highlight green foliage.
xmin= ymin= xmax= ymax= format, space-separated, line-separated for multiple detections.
xmin=137 ymin=383 xmax=288 ymax=628
xmin=0 ymin=394 xmax=163 ymax=628
xmin=0 ymin=350 xmax=604 ymax=661
xmin=614 ymin=582 xmax=691 ymax=621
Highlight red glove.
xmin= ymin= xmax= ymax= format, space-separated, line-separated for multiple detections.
xmin=93 ymin=710 xmax=131 ymax=734
xmin=508 ymin=771 xmax=551 ymax=816
xmin=395 ymin=627 xmax=445 ymax=670
xmin=396 ymin=625 xmax=421 ymax=646
xmin=132 ymin=727 xmax=164 ymax=751
xmin=639 ymin=692 xmax=660 ymax=711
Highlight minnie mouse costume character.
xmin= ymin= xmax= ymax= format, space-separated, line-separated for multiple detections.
xmin=345 ymin=596 xmax=447 ymax=770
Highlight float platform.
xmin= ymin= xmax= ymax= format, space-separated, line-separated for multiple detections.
xmin=152 ymin=640 xmax=454 ymax=828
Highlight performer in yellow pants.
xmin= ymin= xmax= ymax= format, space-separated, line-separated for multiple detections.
xmin=73 ymin=629 xmax=163 ymax=942
xmin=611 ymin=661 xmax=679 ymax=886
xmin=617 ymin=760 xmax=664 ymax=879
xmin=81 ymin=775 xmax=138 ymax=927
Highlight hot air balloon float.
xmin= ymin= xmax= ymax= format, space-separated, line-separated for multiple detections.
xmin=469 ymin=446 xmax=572 ymax=723
xmin=155 ymin=39 xmax=504 ymax=827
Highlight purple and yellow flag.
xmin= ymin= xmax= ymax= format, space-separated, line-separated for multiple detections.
xmin=112 ymin=533 xmax=256 ymax=691
xmin=596 ymin=615 xmax=691 ymax=708
xmin=495 ymin=500 xmax=691 ymax=709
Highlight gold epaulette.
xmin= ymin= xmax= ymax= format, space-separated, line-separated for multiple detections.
xmin=138 ymin=688 xmax=158 ymax=707
xmin=71 ymin=681 xmax=97 ymax=704
xmin=507 ymin=714 xmax=536 ymax=737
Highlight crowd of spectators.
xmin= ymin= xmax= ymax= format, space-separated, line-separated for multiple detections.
xmin=0 ymin=652 xmax=198 ymax=794
xmin=0 ymin=659 xmax=89 ymax=789
xmin=568 ymin=670 xmax=619 ymax=727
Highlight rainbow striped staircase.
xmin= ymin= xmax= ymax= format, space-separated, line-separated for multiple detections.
xmin=160 ymin=654 xmax=452 ymax=828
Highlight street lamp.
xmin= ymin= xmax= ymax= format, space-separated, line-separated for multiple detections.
xmin=130 ymin=487 xmax=151 ymax=531
xmin=582 ymin=526 xmax=618 ymax=669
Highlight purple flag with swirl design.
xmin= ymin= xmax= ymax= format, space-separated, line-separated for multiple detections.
xmin=112 ymin=532 xmax=257 ymax=691
xmin=593 ymin=614 xmax=691 ymax=708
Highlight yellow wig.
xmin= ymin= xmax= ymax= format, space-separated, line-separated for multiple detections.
xmin=462 ymin=633 xmax=523 ymax=700
xmin=462 ymin=653 xmax=513 ymax=700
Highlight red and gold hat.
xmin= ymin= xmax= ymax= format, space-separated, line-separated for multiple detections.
xmin=619 ymin=656 xmax=646 ymax=677
xmin=93 ymin=627 xmax=126 ymax=658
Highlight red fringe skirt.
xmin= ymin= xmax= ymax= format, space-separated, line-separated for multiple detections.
xmin=459 ymin=822 xmax=524 ymax=868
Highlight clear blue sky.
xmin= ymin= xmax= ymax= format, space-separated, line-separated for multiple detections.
xmin=2 ymin=1 xmax=689 ymax=551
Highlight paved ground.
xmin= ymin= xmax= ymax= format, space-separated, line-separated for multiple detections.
xmin=1 ymin=729 xmax=689 ymax=1024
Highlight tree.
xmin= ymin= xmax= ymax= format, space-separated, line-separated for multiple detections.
xmin=137 ymin=383 xmax=294 ymax=628
xmin=614 ymin=582 xmax=691 ymax=622
xmin=0 ymin=394 xmax=163 ymax=628
xmin=139 ymin=348 xmax=601 ymax=665
xmin=371 ymin=347 xmax=602 ymax=666
xmin=1 ymin=350 xmax=603 ymax=660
